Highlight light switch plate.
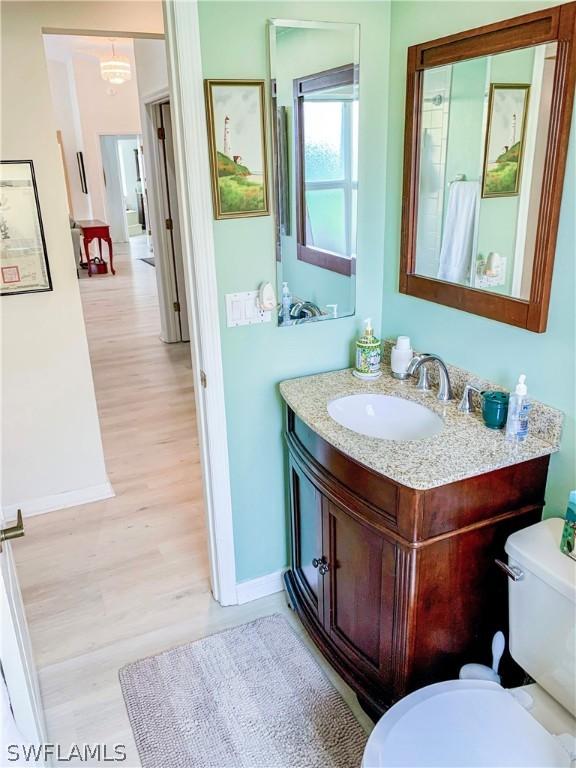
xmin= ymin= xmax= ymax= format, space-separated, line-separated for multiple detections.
xmin=225 ymin=290 xmax=272 ymax=327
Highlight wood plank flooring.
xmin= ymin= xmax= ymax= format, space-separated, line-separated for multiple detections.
xmin=13 ymin=244 xmax=371 ymax=766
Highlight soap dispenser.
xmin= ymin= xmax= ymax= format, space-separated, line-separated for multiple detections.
xmin=353 ymin=319 xmax=382 ymax=380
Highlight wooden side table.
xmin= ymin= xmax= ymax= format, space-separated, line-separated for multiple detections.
xmin=76 ymin=219 xmax=115 ymax=276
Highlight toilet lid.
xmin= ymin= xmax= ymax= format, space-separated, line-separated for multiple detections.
xmin=363 ymin=680 xmax=570 ymax=768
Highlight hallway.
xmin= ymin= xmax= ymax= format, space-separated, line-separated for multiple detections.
xmin=12 ymin=246 xmax=213 ymax=758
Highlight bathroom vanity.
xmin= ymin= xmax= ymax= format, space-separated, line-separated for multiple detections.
xmin=280 ymin=367 xmax=563 ymax=718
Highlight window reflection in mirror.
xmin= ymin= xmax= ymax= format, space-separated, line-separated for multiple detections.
xmin=269 ymin=20 xmax=360 ymax=326
xmin=414 ymin=42 xmax=556 ymax=300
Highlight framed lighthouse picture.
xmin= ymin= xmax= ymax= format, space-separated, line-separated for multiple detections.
xmin=204 ymin=79 xmax=270 ymax=219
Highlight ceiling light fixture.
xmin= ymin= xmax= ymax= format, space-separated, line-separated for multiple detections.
xmin=100 ymin=40 xmax=131 ymax=85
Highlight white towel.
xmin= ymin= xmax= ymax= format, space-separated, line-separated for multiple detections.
xmin=437 ymin=181 xmax=479 ymax=284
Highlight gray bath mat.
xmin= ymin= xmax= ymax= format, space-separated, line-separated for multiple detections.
xmin=119 ymin=614 xmax=367 ymax=768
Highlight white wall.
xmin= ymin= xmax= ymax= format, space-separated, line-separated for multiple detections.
xmin=1 ymin=1 xmax=164 ymax=516
xmin=134 ymin=38 xmax=168 ymax=100
xmin=72 ymin=48 xmax=142 ymax=225
xmin=45 ymin=58 xmax=91 ymax=220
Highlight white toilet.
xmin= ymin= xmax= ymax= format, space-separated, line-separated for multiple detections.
xmin=363 ymin=518 xmax=576 ymax=767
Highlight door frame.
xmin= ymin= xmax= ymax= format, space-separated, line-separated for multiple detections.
xmin=140 ymin=90 xmax=183 ymax=343
xmin=163 ymin=1 xmax=238 ymax=605
xmin=1 ymin=536 xmax=46 ymax=751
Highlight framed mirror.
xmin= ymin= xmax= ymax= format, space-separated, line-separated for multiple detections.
xmin=269 ymin=19 xmax=360 ymax=326
xmin=399 ymin=4 xmax=576 ymax=332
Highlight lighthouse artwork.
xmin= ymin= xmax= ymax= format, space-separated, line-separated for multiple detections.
xmin=205 ymin=80 xmax=269 ymax=219
xmin=223 ymin=116 xmax=232 ymax=158
xmin=482 ymin=83 xmax=530 ymax=198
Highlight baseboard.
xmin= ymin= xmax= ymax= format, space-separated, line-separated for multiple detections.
xmin=236 ymin=569 xmax=286 ymax=605
xmin=2 ymin=480 xmax=115 ymax=520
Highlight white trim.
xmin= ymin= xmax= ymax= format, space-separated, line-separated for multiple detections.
xmin=2 ymin=481 xmax=115 ymax=520
xmin=142 ymin=85 xmax=171 ymax=106
xmin=512 ymin=46 xmax=545 ymax=297
xmin=164 ymin=0 xmax=238 ymax=606
xmin=237 ymin=570 xmax=285 ymax=605
xmin=141 ymin=94 xmax=182 ymax=343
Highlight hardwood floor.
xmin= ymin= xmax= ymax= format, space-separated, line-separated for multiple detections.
xmin=13 ymin=244 xmax=371 ymax=766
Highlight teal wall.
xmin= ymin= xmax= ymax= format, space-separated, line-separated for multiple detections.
xmin=274 ymin=25 xmax=356 ymax=314
xmin=198 ymin=0 xmax=574 ymax=584
xmin=383 ymin=0 xmax=575 ymax=517
xmin=198 ymin=1 xmax=391 ymax=582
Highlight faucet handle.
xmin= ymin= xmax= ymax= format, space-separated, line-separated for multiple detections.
xmin=458 ymin=381 xmax=483 ymax=414
xmin=415 ymin=365 xmax=432 ymax=392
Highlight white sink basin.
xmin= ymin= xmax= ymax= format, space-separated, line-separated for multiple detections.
xmin=327 ymin=393 xmax=444 ymax=441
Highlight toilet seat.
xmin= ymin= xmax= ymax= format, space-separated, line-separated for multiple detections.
xmin=362 ymin=679 xmax=570 ymax=768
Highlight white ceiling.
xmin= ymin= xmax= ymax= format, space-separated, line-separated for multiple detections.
xmin=43 ymin=34 xmax=134 ymax=64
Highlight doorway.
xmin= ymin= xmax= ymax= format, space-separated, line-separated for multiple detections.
xmin=100 ymin=133 xmax=143 ymax=244
xmin=7 ymin=30 xmax=212 ymax=760
xmin=145 ymin=100 xmax=190 ymax=342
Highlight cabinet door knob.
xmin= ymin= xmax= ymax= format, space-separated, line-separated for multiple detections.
xmin=312 ymin=557 xmax=321 ymax=568
xmin=319 ymin=562 xmax=330 ymax=576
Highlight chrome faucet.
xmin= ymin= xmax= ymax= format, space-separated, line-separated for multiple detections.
xmin=407 ymin=354 xmax=454 ymax=402
xmin=289 ymin=300 xmax=322 ymax=320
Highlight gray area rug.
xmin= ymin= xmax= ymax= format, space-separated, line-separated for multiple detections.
xmin=119 ymin=614 xmax=367 ymax=768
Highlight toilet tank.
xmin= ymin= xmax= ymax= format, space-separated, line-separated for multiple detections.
xmin=506 ymin=518 xmax=576 ymax=716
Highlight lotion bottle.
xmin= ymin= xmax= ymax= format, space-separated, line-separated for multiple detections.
xmin=505 ymin=374 xmax=532 ymax=443
xmin=281 ymin=282 xmax=291 ymax=323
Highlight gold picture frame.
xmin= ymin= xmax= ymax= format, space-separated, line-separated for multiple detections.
xmin=204 ymin=79 xmax=270 ymax=219
xmin=481 ymin=83 xmax=530 ymax=198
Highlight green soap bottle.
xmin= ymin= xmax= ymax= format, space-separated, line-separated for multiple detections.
xmin=560 ymin=490 xmax=576 ymax=560
xmin=353 ymin=318 xmax=382 ymax=380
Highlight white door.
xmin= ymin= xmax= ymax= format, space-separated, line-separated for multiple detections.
xmin=0 ymin=512 xmax=46 ymax=764
xmin=156 ymin=102 xmax=190 ymax=342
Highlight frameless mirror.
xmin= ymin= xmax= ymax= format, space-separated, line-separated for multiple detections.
xmin=269 ymin=20 xmax=360 ymax=326
xmin=415 ymin=42 xmax=556 ymax=299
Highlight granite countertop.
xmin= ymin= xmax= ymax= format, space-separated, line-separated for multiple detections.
xmin=279 ymin=367 xmax=563 ymax=491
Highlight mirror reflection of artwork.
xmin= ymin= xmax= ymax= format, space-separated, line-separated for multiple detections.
xmin=482 ymin=84 xmax=530 ymax=198
xmin=269 ymin=20 xmax=360 ymax=326
xmin=204 ymin=80 xmax=269 ymax=219
xmin=414 ymin=42 xmax=556 ymax=300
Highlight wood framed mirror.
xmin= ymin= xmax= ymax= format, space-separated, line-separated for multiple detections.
xmin=399 ymin=3 xmax=576 ymax=332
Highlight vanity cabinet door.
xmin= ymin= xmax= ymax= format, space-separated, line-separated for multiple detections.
xmin=289 ymin=458 xmax=324 ymax=622
xmin=322 ymin=498 xmax=396 ymax=687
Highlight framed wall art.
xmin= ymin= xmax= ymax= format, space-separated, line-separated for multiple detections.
xmin=204 ymin=79 xmax=269 ymax=219
xmin=0 ymin=160 xmax=52 ymax=296
xmin=76 ymin=151 xmax=88 ymax=194
xmin=481 ymin=83 xmax=530 ymax=198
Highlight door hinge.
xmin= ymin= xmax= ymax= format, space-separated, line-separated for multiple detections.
xmin=173 ymin=301 xmax=180 ymax=312
xmin=157 ymin=126 xmax=165 ymax=140
xmin=165 ymin=218 xmax=173 ymax=231
xmin=200 ymin=370 xmax=207 ymax=388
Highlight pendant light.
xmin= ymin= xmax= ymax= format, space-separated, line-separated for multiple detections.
xmin=100 ymin=40 xmax=131 ymax=86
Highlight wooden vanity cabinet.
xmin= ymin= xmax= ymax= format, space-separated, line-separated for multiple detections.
xmin=284 ymin=407 xmax=550 ymax=718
